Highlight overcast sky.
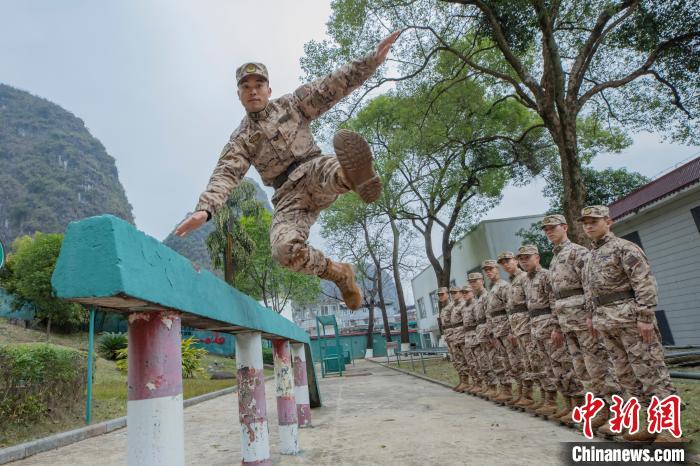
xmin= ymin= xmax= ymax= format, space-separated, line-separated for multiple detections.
xmin=2 ymin=0 xmax=698 ymax=252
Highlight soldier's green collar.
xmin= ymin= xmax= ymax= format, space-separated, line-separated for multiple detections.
xmin=552 ymin=238 xmax=571 ymax=255
xmin=592 ymin=231 xmax=616 ymax=249
xmin=248 ymin=104 xmax=272 ymax=121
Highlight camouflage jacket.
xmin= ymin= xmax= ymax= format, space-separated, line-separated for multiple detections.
xmin=196 ymin=54 xmax=380 ymax=215
xmin=550 ymin=239 xmax=589 ymax=332
xmin=450 ymin=299 xmax=466 ymax=342
xmin=524 ymin=266 xmax=560 ymax=339
xmin=486 ymin=278 xmax=511 ymax=338
xmin=584 ymin=232 xmax=657 ymax=327
xmin=461 ymin=298 xmax=478 ymax=347
xmin=439 ymin=301 xmax=454 ymax=339
xmin=506 ymin=269 xmax=530 ymax=336
xmin=473 ymin=288 xmax=491 ymax=343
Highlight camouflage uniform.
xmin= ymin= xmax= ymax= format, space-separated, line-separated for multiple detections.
xmin=484 ymin=262 xmax=521 ymax=386
xmin=449 ymin=292 xmax=470 ymax=378
xmin=581 ymin=206 xmax=676 ymax=404
xmin=473 ymin=280 xmax=500 ymax=388
xmin=460 ymin=290 xmax=483 ymax=384
xmin=439 ymin=298 xmax=455 ymax=363
xmin=547 ymin=221 xmax=620 ymax=402
xmin=195 ymin=54 xmax=380 ymax=276
xmin=524 ymin=261 xmax=583 ymax=397
xmin=504 ymin=266 xmax=538 ymax=387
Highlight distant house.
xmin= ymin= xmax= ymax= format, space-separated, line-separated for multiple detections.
xmin=410 ymin=214 xmax=543 ymax=348
xmin=610 ymin=156 xmax=700 ymax=346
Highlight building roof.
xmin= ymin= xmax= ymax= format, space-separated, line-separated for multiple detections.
xmin=610 ymin=156 xmax=700 ymax=220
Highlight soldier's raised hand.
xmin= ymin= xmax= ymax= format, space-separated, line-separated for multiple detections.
xmin=374 ymin=30 xmax=402 ymax=64
xmin=175 ymin=210 xmax=208 ymax=237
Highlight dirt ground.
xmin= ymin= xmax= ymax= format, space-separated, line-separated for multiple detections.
xmin=11 ymin=360 xmax=592 ymax=466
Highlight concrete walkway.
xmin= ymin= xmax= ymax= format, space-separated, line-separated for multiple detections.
xmin=13 ymin=360 xmax=590 ymax=465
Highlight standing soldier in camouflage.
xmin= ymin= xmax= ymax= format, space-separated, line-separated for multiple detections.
xmin=542 ymin=214 xmax=620 ymax=427
xmin=464 ymin=277 xmax=489 ymax=396
xmin=580 ymin=205 xmax=679 ymax=442
xmin=459 ymin=285 xmax=482 ymax=394
xmin=450 ymin=286 xmax=472 ymax=392
xmin=517 ymin=245 xmax=583 ymax=417
xmin=497 ymin=251 xmax=536 ymax=407
xmin=469 ymin=272 xmax=501 ymax=400
xmin=175 ymin=31 xmax=401 ymax=310
xmin=437 ymin=287 xmax=461 ymax=392
xmin=482 ymin=260 xmax=522 ymax=405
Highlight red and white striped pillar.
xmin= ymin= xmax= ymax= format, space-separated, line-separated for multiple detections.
xmin=127 ymin=311 xmax=184 ymax=466
xmin=236 ymin=332 xmax=271 ymax=465
xmin=272 ymin=339 xmax=299 ymax=454
xmin=291 ymin=343 xmax=312 ymax=428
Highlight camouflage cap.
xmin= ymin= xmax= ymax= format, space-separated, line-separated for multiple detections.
xmin=236 ymin=62 xmax=269 ymax=85
xmin=437 ymin=286 xmax=449 ymax=294
xmin=540 ymin=214 xmax=567 ymax=228
xmin=497 ymin=251 xmax=515 ymax=263
xmin=481 ymin=259 xmax=498 ymax=269
xmin=467 ymin=272 xmax=483 ymax=281
xmin=449 ymin=286 xmax=461 ymax=293
xmin=578 ymin=205 xmax=610 ymax=221
xmin=460 ymin=285 xmax=473 ymax=293
xmin=516 ymin=244 xmax=539 ymax=257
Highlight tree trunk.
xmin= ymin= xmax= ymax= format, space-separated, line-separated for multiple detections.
xmin=554 ymin=118 xmax=587 ymax=245
xmin=46 ymin=315 xmax=51 ymax=343
xmin=390 ymin=218 xmax=410 ymax=346
xmin=366 ymin=299 xmax=375 ymax=350
xmin=224 ymin=231 xmax=234 ymax=285
xmin=376 ymin=271 xmax=392 ymax=342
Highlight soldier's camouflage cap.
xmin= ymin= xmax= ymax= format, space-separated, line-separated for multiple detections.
xmin=437 ymin=287 xmax=449 ymax=294
xmin=467 ymin=272 xmax=483 ymax=281
xmin=578 ymin=205 xmax=610 ymax=221
xmin=540 ymin=214 xmax=567 ymax=228
xmin=516 ymin=244 xmax=539 ymax=257
xmin=497 ymin=251 xmax=515 ymax=263
xmin=449 ymin=286 xmax=461 ymax=293
xmin=481 ymin=259 xmax=498 ymax=269
xmin=236 ymin=62 xmax=269 ymax=85
xmin=460 ymin=285 xmax=473 ymax=292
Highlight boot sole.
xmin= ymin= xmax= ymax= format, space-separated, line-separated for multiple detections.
xmin=334 ymin=129 xmax=382 ymax=203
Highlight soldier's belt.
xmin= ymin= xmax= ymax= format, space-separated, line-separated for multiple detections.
xmin=529 ymin=307 xmax=552 ymax=318
xmin=507 ymin=304 xmax=528 ymax=315
xmin=490 ymin=309 xmax=507 ymax=317
xmin=444 ymin=322 xmax=460 ymax=329
xmin=476 ymin=317 xmax=487 ymax=325
xmin=593 ymin=289 xmax=635 ymax=307
xmin=272 ymin=155 xmax=322 ymax=190
xmin=554 ymin=287 xmax=584 ymax=300
xmin=464 ymin=324 xmax=477 ymax=331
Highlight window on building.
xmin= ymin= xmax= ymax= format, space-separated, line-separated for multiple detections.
xmin=691 ymin=206 xmax=700 ymax=234
xmin=429 ymin=290 xmax=439 ymax=315
xmin=417 ymin=297 xmax=426 ymax=319
xmin=450 ymin=279 xmax=456 ymax=287
xmin=621 ymin=231 xmax=644 ymax=250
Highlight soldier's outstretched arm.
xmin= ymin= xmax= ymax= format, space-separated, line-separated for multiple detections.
xmin=175 ymin=136 xmax=251 ymax=237
xmin=294 ymin=30 xmax=401 ymax=120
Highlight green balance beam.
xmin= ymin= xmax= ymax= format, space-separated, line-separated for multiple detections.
xmin=51 ymin=214 xmax=321 ymax=407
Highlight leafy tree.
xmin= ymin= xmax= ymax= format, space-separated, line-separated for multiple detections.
xmin=302 ymin=0 xmax=698 ymax=242
xmin=517 ymin=166 xmax=650 ymax=265
xmin=0 ymin=233 xmax=86 ymax=341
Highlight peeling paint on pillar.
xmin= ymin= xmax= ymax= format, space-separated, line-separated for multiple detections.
xmin=127 ymin=310 xmax=184 ymax=466
xmin=273 ymin=339 xmax=299 ymax=455
xmin=236 ymin=332 xmax=271 ymax=466
xmin=291 ymin=343 xmax=312 ymax=428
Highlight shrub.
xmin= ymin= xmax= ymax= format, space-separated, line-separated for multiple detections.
xmin=262 ymin=346 xmax=273 ymax=366
xmin=97 ymin=332 xmax=127 ymax=360
xmin=0 ymin=343 xmax=87 ymax=424
xmin=116 ymin=337 xmax=207 ymax=379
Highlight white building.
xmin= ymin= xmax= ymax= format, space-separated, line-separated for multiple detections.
xmin=411 ymin=214 xmax=542 ymax=348
xmin=610 ymin=157 xmax=700 ymax=346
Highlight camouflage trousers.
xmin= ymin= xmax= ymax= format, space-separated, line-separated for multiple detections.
xmin=478 ymin=341 xmax=508 ymax=386
xmin=514 ymin=332 xmax=537 ymax=384
xmin=461 ymin=344 xmax=482 ymax=382
xmin=451 ymin=340 xmax=470 ymax=377
xmin=533 ymin=323 xmax=584 ymax=396
xmin=599 ymin=324 xmax=676 ymax=405
xmin=496 ymin=335 xmax=524 ymax=383
xmin=565 ymin=330 xmax=620 ymax=401
xmin=270 ymin=156 xmax=350 ymax=276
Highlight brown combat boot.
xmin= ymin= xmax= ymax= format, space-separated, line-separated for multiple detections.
xmin=471 ymin=380 xmax=486 ymax=395
xmin=596 ymin=419 xmax=618 ymax=438
xmin=535 ymin=391 xmax=559 ymax=416
xmin=495 ymin=383 xmax=513 ymax=403
xmin=514 ymin=384 xmax=534 ymax=408
xmin=590 ymin=407 xmax=608 ymax=430
xmin=319 ymin=261 xmax=362 ymax=310
xmin=623 ymin=416 xmax=657 ymax=442
xmin=334 ymin=129 xmax=382 ymax=203
xmin=554 ymin=396 xmax=572 ymax=419
xmin=485 ymin=384 xmax=499 ymax=400
xmin=455 ymin=374 xmax=468 ymax=393
xmin=510 ymin=383 xmax=523 ymax=405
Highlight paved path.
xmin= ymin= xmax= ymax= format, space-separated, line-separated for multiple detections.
xmin=13 ymin=360 xmax=590 ymax=465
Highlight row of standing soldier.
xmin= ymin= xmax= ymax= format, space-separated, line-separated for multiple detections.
xmin=437 ymin=205 xmax=680 ymax=442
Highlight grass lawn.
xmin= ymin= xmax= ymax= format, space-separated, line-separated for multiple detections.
xmin=389 ymin=357 xmax=700 ymax=453
xmin=0 ymin=318 xmax=272 ymax=449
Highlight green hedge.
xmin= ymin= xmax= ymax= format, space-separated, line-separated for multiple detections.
xmin=0 ymin=343 xmax=87 ymax=423
xmin=262 ymin=346 xmax=274 ymax=366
